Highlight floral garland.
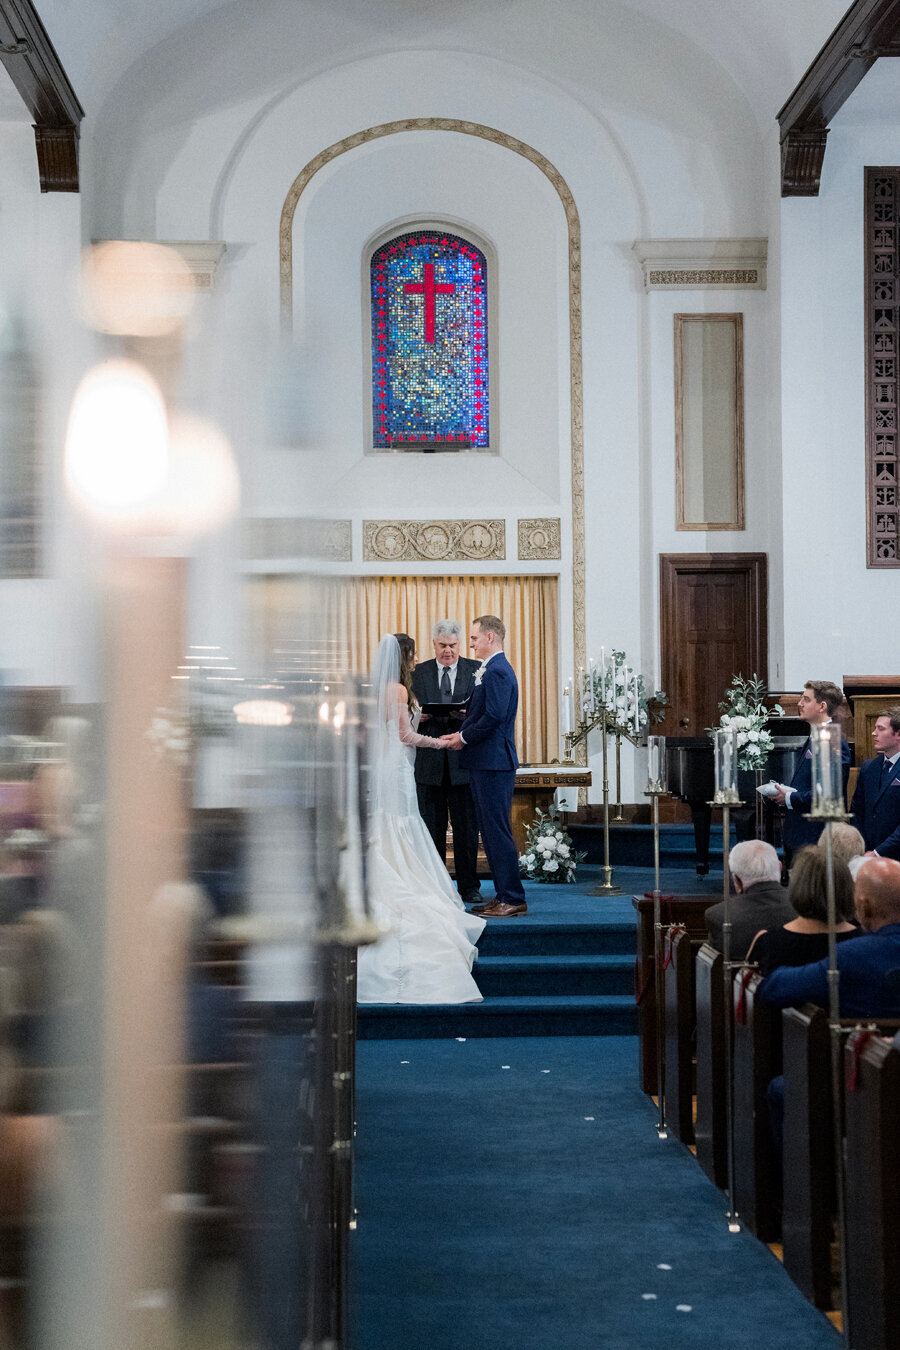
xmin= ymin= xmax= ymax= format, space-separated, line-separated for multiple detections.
xmin=588 ymin=651 xmax=668 ymax=734
xmin=518 ymin=804 xmax=586 ymax=883
xmin=708 ymin=674 xmax=783 ymax=772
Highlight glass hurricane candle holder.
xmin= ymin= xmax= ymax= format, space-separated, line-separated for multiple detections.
xmin=809 ymin=722 xmax=846 ymax=817
xmin=645 ymin=735 xmax=667 ymax=794
xmin=713 ymin=726 xmax=740 ymax=803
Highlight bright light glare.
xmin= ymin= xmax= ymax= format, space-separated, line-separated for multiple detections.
xmin=160 ymin=413 xmax=240 ymax=536
xmin=78 ymin=241 xmax=195 ymax=337
xmin=233 ymin=700 xmax=293 ymax=727
xmin=65 ymin=360 xmax=169 ymax=516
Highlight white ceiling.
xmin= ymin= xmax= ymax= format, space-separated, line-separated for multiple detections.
xmin=32 ymin=0 xmax=851 ymax=133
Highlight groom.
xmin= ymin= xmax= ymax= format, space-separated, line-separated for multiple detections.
xmin=442 ymin=615 xmax=527 ymax=917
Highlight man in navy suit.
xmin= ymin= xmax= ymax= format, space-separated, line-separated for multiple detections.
xmin=758 ymin=857 xmax=900 ymax=1017
xmin=851 ymin=707 xmax=900 ymax=860
xmin=412 ymin=619 xmax=482 ymax=903
xmin=772 ymin=680 xmax=850 ymax=863
xmin=441 ymin=615 xmax=527 ymax=917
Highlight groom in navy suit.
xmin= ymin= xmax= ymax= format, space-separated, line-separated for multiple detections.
xmin=772 ymin=679 xmax=850 ymax=864
xmin=851 ymin=707 xmax=900 ymax=860
xmin=441 ymin=615 xmax=527 ymax=917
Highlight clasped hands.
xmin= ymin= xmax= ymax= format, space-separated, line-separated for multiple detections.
xmin=439 ymin=732 xmax=465 ymax=750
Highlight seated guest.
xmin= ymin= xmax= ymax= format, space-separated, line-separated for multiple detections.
xmin=745 ymin=846 xmax=859 ymax=976
xmin=850 ymin=706 xmax=900 ymax=860
xmin=704 ymin=840 xmax=796 ymax=961
xmin=821 ymin=821 xmax=865 ymax=868
xmin=758 ymin=857 xmax=900 ymax=1017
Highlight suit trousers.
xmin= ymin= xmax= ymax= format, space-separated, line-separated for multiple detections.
xmin=468 ymin=767 xmax=526 ymax=906
xmin=415 ymin=763 xmax=481 ymax=894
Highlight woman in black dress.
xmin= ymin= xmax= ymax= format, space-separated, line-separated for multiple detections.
xmin=746 ymin=845 xmax=859 ymax=976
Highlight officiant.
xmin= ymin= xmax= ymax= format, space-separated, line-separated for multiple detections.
xmin=412 ymin=620 xmax=482 ymax=905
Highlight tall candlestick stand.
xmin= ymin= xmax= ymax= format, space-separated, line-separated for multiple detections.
xmin=591 ymin=711 xmax=623 ymax=894
xmin=613 ymin=732 xmax=624 ymax=821
xmin=804 ymin=729 xmax=852 ymax=1349
xmin=645 ymin=737 xmax=668 ymax=1139
xmin=714 ymin=793 xmax=743 ymax=1233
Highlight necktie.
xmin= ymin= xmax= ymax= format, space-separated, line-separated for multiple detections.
xmin=441 ymin=667 xmax=452 ymax=703
xmin=883 ymin=756 xmax=892 ymax=788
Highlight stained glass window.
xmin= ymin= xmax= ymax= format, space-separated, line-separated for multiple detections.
xmin=371 ymin=229 xmax=489 ymax=448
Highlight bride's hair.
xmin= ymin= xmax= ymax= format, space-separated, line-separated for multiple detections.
xmin=394 ymin=633 xmax=418 ymax=712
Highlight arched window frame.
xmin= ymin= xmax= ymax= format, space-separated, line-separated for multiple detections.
xmin=364 ymin=219 xmax=497 ymax=454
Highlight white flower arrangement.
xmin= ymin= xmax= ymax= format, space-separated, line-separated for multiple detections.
xmin=588 ymin=651 xmax=667 ymax=735
xmin=519 ymin=805 xmax=586 ymax=884
xmin=707 ymin=674 xmax=783 ymax=773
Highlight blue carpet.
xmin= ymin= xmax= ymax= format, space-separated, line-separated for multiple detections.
xmin=353 ymin=1035 xmax=840 ymax=1350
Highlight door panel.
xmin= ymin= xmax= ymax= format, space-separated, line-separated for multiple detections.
xmin=660 ymin=553 xmax=767 ymax=736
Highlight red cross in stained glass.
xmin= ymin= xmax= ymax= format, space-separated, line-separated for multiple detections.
xmin=404 ymin=263 xmax=455 ymax=344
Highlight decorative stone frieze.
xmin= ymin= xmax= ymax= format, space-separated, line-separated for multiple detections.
xmin=632 ymin=239 xmax=767 ymax=291
xmin=517 ymin=518 xmax=561 ymax=560
xmin=362 ymin=519 xmax=505 ymax=562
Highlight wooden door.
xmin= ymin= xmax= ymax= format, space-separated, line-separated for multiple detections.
xmin=659 ymin=553 xmax=767 ymax=735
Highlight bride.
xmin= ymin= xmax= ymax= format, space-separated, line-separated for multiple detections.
xmin=357 ymin=633 xmax=485 ymax=1004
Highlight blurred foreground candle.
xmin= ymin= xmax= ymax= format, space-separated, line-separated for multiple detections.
xmin=561 ymin=684 xmax=572 ymax=736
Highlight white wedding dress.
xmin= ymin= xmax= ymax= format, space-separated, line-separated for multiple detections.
xmin=357 ymin=638 xmax=485 ymax=1004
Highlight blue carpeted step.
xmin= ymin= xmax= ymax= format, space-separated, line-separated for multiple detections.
xmin=356 ymin=993 xmax=637 ymax=1039
xmin=477 ymin=919 xmax=634 ymax=958
xmin=569 ymin=822 xmax=737 ymax=869
xmin=474 ymin=953 xmax=633 ymax=997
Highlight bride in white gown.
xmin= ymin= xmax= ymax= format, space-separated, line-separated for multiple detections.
xmin=357 ymin=633 xmax=485 ymax=1004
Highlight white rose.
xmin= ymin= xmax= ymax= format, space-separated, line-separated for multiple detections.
xmin=543 ymin=858 xmax=559 ymax=872
xmin=721 ymin=714 xmax=731 ymax=725
xmin=557 ymin=843 xmax=570 ymax=857
xmin=747 ymin=729 xmax=759 ymax=742
xmin=518 ymin=854 xmax=529 ymax=867
xmin=527 ymin=854 xmax=535 ymax=866
xmin=542 ymin=836 xmax=558 ymax=852
xmin=737 ymin=732 xmax=747 ymax=746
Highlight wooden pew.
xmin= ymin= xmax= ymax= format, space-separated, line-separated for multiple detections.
xmin=731 ymin=969 xmax=781 ymax=1241
xmin=662 ymin=926 xmax=694 ymax=1142
xmin=781 ymin=1004 xmax=833 ymax=1308
xmin=694 ymin=942 xmax=727 ymax=1189
xmin=632 ymin=894 xmax=715 ymax=1094
xmin=843 ymin=1029 xmax=900 ymax=1350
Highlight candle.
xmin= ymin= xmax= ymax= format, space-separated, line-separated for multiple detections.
xmin=568 ymin=674 xmax=575 ymax=733
xmin=578 ymin=666 xmax=585 ymax=718
xmin=588 ymin=657 xmax=596 ymax=715
xmin=632 ymin=670 xmax=640 ymax=734
xmin=599 ymin=647 xmax=607 ymax=706
xmin=562 ymin=683 xmax=573 ymax=735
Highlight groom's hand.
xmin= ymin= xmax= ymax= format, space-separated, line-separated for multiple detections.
xmin=441 ymin=732 xmax=464 ymax=750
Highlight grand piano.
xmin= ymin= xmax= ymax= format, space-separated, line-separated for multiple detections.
xmin=666 ymin=717 xmax=810 ymax=873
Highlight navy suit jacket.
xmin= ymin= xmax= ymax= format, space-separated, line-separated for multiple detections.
xmin=411 ymin=657 xmax=480 ymax=787
xmin=757 ymin=923 xmax=900 ymax=1018
xmin=851 ymin=754 xmax=900 ymax=859
xmin=782 ymin=731 xmax=851 ymax=851
xmin=458 ymin=652 xmax=519 ymax=773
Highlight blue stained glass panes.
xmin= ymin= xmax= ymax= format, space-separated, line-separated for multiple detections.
xmin=371 ymin=230 xmax=489 ymax=447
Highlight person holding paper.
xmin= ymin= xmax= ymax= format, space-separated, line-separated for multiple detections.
xmin=770 ymin=680 xmax=850 ymax=863
xmin=412 ymin=619 xmax=482 ymax=904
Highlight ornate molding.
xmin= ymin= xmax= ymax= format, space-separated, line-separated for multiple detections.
xmin=865 ymin=169 xmax=900 ymax=567
xmin=362 ymin=519 xmax=505 ymax=563
xmin=780 ymin=128 xmax=829 ymax=198
xmin=243 ymin=517 xmax=352 ymax=562
xmin=163 ymin=241 xmax=227 ymax=291
xmin=517 ymin=518 xmax=561 ymax=560
xmin=633 ymin=239 xmax=767 ymax=291
xmin=278 ymin=119 xmax=586 ymax=759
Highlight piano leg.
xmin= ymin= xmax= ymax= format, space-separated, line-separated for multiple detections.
xmin=691 ymin=802 xmax=712 ymax=874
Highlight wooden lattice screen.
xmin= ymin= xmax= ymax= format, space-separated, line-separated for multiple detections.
xmin=865 ymin=168 xmax=900 ymax=568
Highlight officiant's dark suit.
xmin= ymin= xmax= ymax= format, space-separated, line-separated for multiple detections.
xmin=412 ymin=654 xmax=482 ymax=902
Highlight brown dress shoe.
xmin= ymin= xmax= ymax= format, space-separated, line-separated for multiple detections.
xmin=477 ymin=901 xmax=527 ymax=917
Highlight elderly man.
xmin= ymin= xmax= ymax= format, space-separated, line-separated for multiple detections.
xmin=758 ymin=857 xmax=900 ymax=1017
xmin=771 ymin=680 xmax=851 ymax=862
xmin=411 ymin=619 xmax=482 ymax=905
xmin=704 ymin=839 xmax=796 ymax=961
xmin=850 ymin=706 xmax=900 ymax=860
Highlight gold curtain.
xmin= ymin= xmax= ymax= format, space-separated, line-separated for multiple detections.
xmin=249 ymin=574 xmax=559 ymax=764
